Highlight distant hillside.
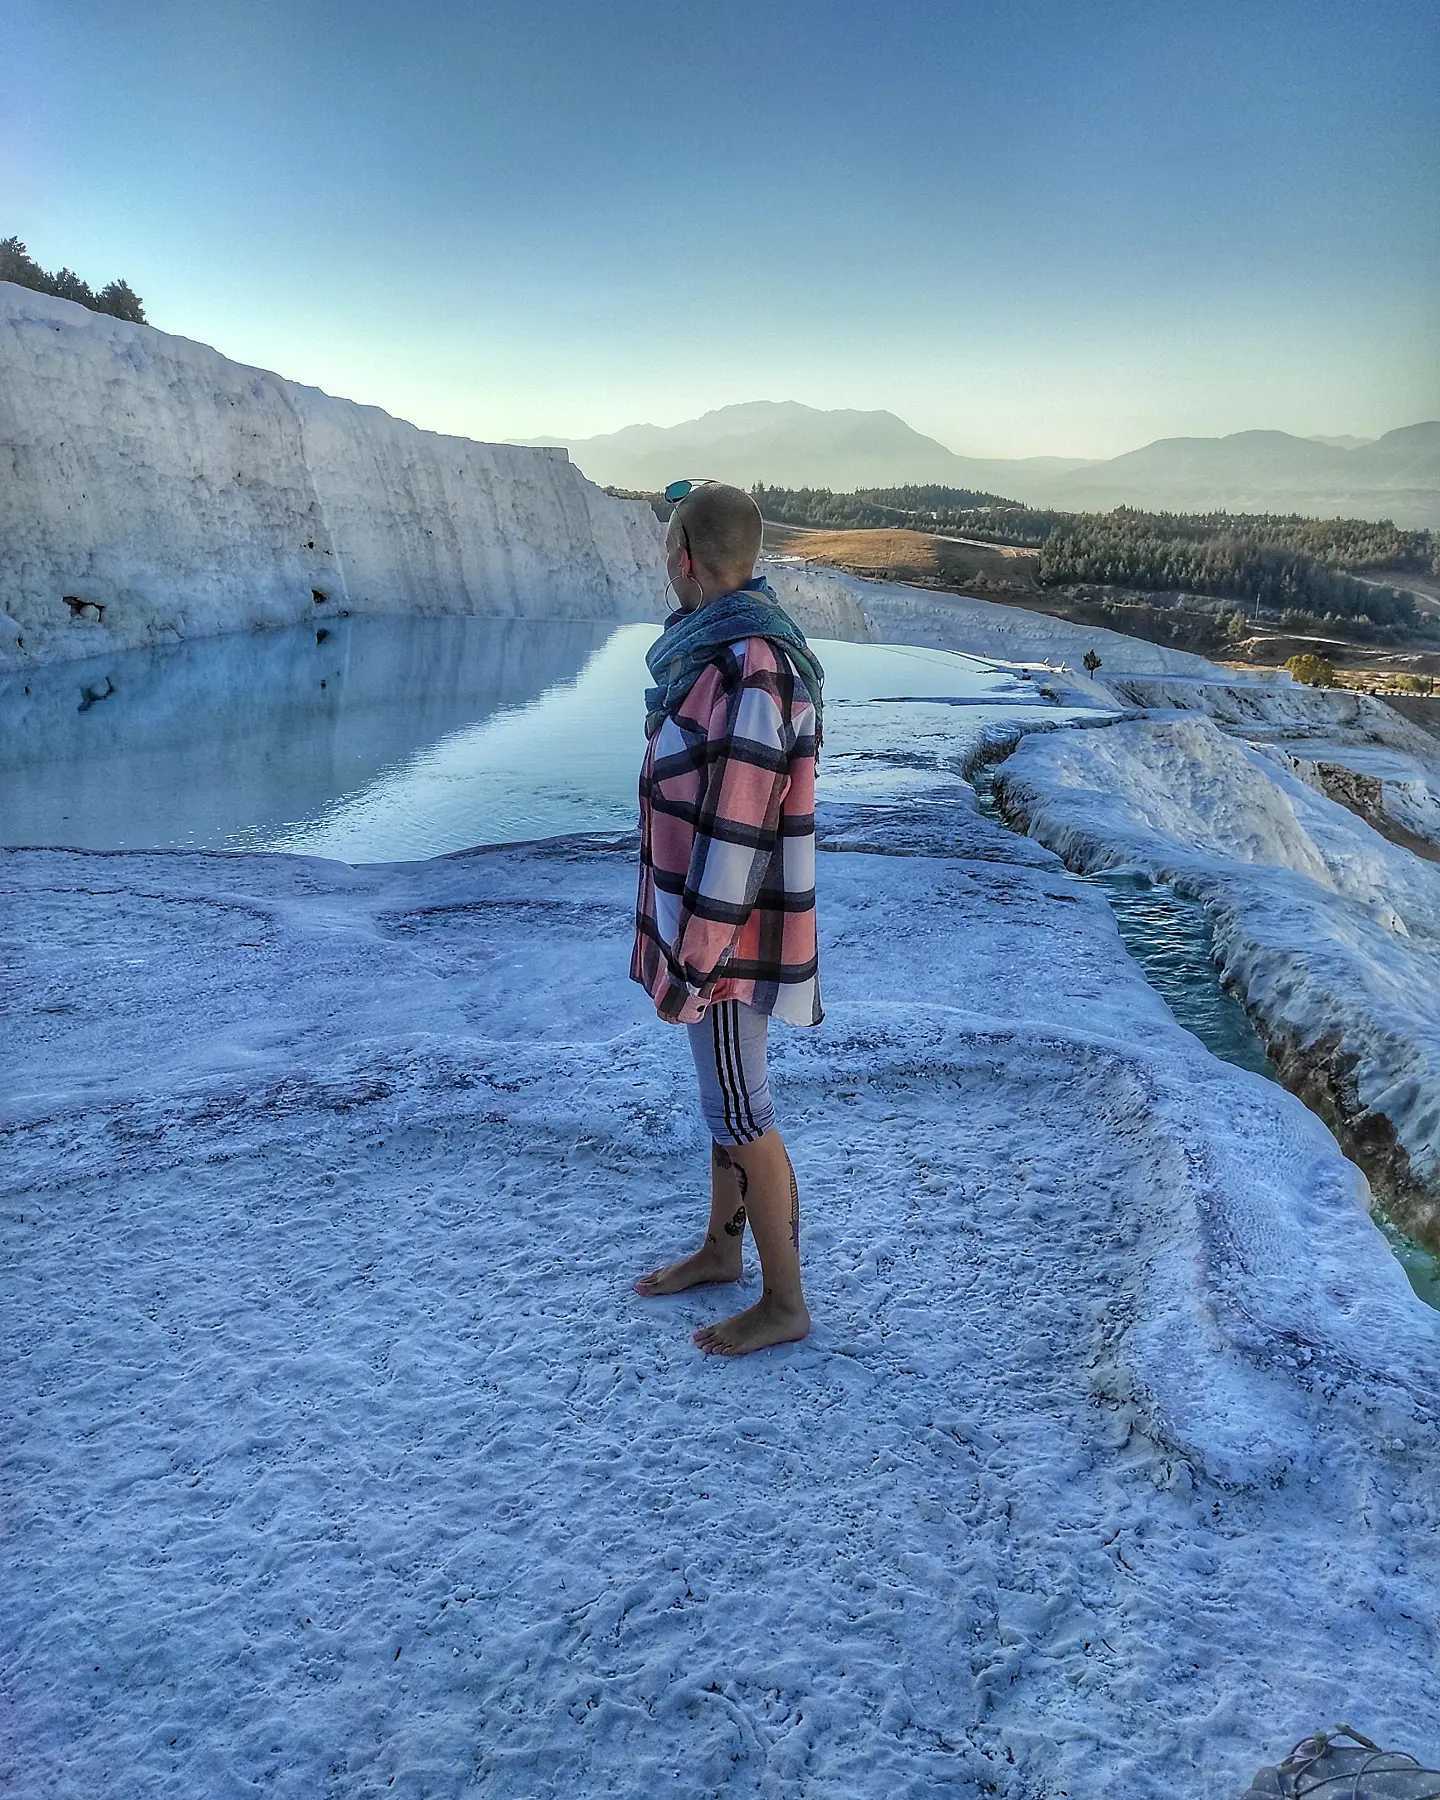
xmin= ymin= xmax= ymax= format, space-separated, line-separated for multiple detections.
xmin=515 ymin=400 xmax=1091 ymax=498
xmin=523 ymin=403 xmax=1440 ymax=529
xmin=1049 ymin=424 xmax=1440 ymax=527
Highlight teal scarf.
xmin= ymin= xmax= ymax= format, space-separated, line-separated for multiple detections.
xmin=643 ymin=577 xmax=825 ymax=751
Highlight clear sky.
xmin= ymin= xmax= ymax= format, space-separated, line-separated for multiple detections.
xmin=11 ymin=0 xmax=1439 ymax=458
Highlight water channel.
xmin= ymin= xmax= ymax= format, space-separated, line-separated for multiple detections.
xmin=972 ymin=766 xmax=1440 ymax=1310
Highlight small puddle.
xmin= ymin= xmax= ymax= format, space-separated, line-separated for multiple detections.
xmin=972 ymin=766 xmax=1440 ymax=1310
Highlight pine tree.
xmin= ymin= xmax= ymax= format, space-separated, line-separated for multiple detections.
xmin=97 ymin=278 xmax=145 ymax=323
xmin=48 ymin=266 xmax=98 ymax=307
xmin=0 ymin=235 xmax=47 ymax=290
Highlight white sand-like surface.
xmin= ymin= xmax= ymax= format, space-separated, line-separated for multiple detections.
xmin=5 ymin=705 xmax=1437 ymax=1795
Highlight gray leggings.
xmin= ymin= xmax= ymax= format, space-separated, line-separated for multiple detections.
xmin=686 ymin=999 xmax=775 ymax=1146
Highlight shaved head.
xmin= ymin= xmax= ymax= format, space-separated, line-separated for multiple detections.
xmin=668 ymin=483 xmax=763 ymax=590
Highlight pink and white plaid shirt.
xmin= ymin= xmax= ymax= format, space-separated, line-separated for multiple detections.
xmin=630 ymin=634 xmax=822 ymax=1027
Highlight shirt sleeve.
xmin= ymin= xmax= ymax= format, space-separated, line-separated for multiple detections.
xmin=666 ymin=643 xmax=795 ymax=1004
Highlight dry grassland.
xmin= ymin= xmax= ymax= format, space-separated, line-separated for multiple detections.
xmin=763 ymin=523 xmax=1039 ymax=590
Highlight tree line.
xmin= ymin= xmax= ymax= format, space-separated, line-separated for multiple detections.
xmin=1036 ymin=516 xmax=1417 ymax=628
xmin=1094 ymin=508 xmax=1433 ymax=573
xmin=941 ymin=504 xmax=1435 ymax=574
xmin=752 ymin=483 xmax=1023 ymax=531
xmin=1 ymin=235 xmax=146 ymax=323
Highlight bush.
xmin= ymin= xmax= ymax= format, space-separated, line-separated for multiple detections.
xmin=1284 ymin=654 xmax=1338 ymax=688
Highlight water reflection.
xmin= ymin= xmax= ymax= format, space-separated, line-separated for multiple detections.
xmin=1 ymin=617 xmax=1001 ymax=861
xmin=1 ymin=617 xmax=620 ymax=857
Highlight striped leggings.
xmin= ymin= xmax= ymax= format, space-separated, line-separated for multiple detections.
xmin=686 ymin=999 xmax=775 ymax=1146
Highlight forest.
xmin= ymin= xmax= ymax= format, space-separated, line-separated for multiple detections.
xmin=751 ymin=484 xmax=1432 ymax=630
xmin=1035 ymin=515 xmax=1416 ymax=627
xmin=752 ymin=483 xmax=1024 ymax=530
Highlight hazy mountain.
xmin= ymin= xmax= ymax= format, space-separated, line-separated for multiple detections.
xmin=1309 ymin=434 xmax=1373 ymax=450
xmin=1351 ymin=421 xmax=1440 ymax=477
xmin=522 ymin=404 xmax=1440 ymax=528
xmin=514 ymin=400 xmax=1092 ymax=497
xmin=1049 ymin=425 xmax=1440 ymax=526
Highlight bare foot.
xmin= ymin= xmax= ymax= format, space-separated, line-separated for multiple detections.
xmin=633 ymin=1245 xmax=743 ymax=1297
xmin=693 ymin=1291 xmax=811 ymax=1356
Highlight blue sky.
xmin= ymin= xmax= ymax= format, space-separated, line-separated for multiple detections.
xmin=11 ymin=0 xmax=1438 ymax=456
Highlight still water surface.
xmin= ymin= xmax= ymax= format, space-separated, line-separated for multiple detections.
xmin=1 ymin=615 xmax=1003 ymax=860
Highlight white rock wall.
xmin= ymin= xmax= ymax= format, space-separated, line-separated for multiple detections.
xmin=0 ymin=283 xmax=669 ymax=669
xmin=1106 ymin=673 xmax=1440 ymax=851
xmin=1102 ymin=672 xmax=1440 ymax=752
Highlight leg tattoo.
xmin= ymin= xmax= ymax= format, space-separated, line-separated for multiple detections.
xmin=713 ymin=1141 xmax=748 ymax=1204
xmin=712 ymin=1142 xmax=747 ymax=1243
xmin=787 ymin=1152 xmax=800 ymax=1253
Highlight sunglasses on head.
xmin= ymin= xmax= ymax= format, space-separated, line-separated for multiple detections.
xmin=662 ymin=477 xmax=719 ymax=504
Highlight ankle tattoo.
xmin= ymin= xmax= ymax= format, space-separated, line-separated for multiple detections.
xmin=724 ymin=1205 xmax=747 ymax=1238
xmin=787 ymin=1154 xmax=799 ymax=1252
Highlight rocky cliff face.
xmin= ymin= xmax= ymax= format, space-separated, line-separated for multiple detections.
xmin=0 ymin=285 xmax=873 ymax=666
xmin=0 ymin=284 xmax=669 ymax=669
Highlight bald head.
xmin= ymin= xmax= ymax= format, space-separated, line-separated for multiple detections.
xmin=668 ymin=483 xmax=763 ymax=596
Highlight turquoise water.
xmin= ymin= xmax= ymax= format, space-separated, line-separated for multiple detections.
xmin=0 ymin=615 xmax=1002 ymax=862
xmin=971 ymin=768 xmax=1440 ymax=1311
xmin=1093 ymin=871 xmax=1280 ymax=1083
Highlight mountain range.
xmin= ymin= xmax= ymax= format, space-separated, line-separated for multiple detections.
xmin=518 ymin=402 xmax=1440 ymax=528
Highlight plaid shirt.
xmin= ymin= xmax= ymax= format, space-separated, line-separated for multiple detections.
xmin=631 ymin=634 xmax=822 ymax=1027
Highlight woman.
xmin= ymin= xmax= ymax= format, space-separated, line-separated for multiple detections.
xmin=630 ymin=479 xmax=825 ymax=1357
